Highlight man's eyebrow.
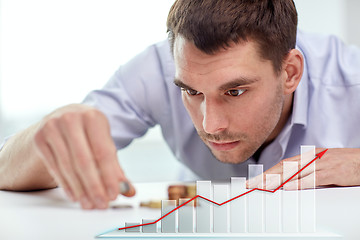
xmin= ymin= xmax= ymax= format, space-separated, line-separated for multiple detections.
xmin=173 ymin=79 xmax=194 ymax=90
xmin=218 ymin=77 xmax=259 ymax=91
xmin=173 ymin=76 xmax=259 ymax=91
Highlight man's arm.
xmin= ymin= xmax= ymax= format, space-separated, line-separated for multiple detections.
xmin=0 ymin=123 xmax=57 ymax=191
xmin=0 ymin=104 xmax=135 ymax=209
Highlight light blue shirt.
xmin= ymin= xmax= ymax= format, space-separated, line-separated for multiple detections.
xmin=3 ymin=31 xmax=358 ymax=180
xmin=82 ymin=30 xmax=360 ymax=180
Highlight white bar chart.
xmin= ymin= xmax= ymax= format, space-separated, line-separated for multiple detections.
xmin=213 ymin=184 xmax=229 ymax=233
xmin=248 ymin=164 xmax=264 ymax=233
xmin=142 ymin=219 xmax=157 ymax=233
xmin=178 ymin=198 xmax=194 ymax=233
xmin=196 ymin=181 xmax=212 ymax=233
xmin=100 ymin=146 xmax=328 ymax=238
xmin=282 ymin=161 xmax=299 ymax=233
xmin=230 ymin=177 xmax=246 ymax=232
xmin=125 ymin=222 xmax=140 ymax=232
xmin=161 ymin=200 xmax=176 ymax=233
xmin=300 ymin=145 xmax=316 ymax=232
xmin=265 ymin=174 xmax=281 ymax=233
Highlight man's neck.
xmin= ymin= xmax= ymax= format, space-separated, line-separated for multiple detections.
xmin=263 ymin=93 xmax=294 ymax=147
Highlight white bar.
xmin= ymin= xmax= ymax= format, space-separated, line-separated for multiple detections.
xmin=300 ymin=145 xmax=316 ymax=232
xmin=230 ymin=177 xmax=246 ymax=233
xmin=282 ymin=162 xmax=299 ymax=233
xmin=142 ymin=219 xmax=157 ymax=233
xmin=265 ymin=174 xmax=281 ymax=233
xmin=248 ymin=164 xmax=264 ymax=233
xmin=178 ymin=198 xmax=194 ymax=233
xmin=196 ymin=181 xmax=212 ymax=233
xmin=213 ymin=185 xmax=229 ymax=233
xmin=125 ymin=222 xmax=140 ymax=232
xmin=161 ymin=200 xmax=177 ymax=233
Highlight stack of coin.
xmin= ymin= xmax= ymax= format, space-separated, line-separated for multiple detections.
xmin=139 ymin=200 xmax=162 ymax=208
xmin=168 ymin=185 xmax=187 ymax=205
xmin=186 ymin=185 xmax=196 ymax=198
xmin=140 ymin=184 xmax=197 ymax=208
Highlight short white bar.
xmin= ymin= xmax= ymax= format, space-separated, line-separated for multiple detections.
xmin=142 ymin=219 xmax=157 ymax=233
xmin=161 ymin=200 xmax=177 ymax=233
xmin=213 ymin=184 xmax=229 ymax=233
xmin=230 ymin=177 xmax=246 ymax=233
xmin=196 ymin=181 xmax=212 ymax=233
xmin=125 ymin=223 xmax=140 ymax=232
xmin=282 ymin=161 xmax=299 ymax=233
xmin=300 ymin=145 xmax=316 ymax=232
xmin=265 ymin=174 xmax=281 ymax=233
xmin=248 ymin=164 xmax=264 ymax=233
xmin=178 ymin=198 xmax=194 ymax=233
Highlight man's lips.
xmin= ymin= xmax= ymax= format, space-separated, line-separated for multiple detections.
xmin=207 ymin=140 xmax=240 ymax=151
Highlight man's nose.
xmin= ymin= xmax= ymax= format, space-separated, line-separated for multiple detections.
xmin=201 ymin=98 xmax=229 ymax=134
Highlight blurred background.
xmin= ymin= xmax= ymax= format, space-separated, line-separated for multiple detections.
xmin=1 ymin=0 xmax=359 ymax=182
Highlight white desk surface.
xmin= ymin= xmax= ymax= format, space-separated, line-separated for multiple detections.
xmin=0 ymin=182 xmax=359 ymax=240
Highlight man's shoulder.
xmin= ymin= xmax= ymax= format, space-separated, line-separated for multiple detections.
xmin=120 ymin=39 xmax=174 ymax=79
xmin=294 ymin=31 xmax=360 ymax=144
xmin=297 ymin=30 xmax=360 ymax=87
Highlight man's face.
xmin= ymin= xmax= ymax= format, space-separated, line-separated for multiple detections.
xmin=174 ymin=36 xmax=286 ymax=164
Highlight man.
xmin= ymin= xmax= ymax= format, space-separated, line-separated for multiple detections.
xmin=0 ymin=0 xmax=360 ymax=210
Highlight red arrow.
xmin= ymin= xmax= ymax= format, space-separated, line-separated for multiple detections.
xmin=118 ymin=148 xmax=328 ymax=231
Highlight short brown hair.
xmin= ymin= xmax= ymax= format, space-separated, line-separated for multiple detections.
xmin=167 ymin=0 xmax=298 ymax=74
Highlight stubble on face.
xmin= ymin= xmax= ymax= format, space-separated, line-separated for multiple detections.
xmin=196 ymin=82 xmax=285 ymax=164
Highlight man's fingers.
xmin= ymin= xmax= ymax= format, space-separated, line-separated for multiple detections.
xmin=34 ymin=130 xmax=75 ymax=201
xmin=84 ymin=111 xmax=122 ymax=200
xmin=247 ymin=154 xmax=301 ymax=189
xmin=34 ymin=106 xmax=137 ymax=209
xmin=285 ymin=169 xmax=333 ymax=190
xmin=60 ymin=113 xmax=108 ymax=209
xmin=44 ymin=119 xmax=91 ymax=208
xmin=248 ymin=148 xmax=329 ymax=190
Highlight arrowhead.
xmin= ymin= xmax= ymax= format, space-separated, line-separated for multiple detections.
xmin=316 ymin=149 xmax=328 ymax=159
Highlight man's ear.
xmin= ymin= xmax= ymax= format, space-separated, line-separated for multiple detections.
xmin=282 ymin=49 xmax=304 ymax=95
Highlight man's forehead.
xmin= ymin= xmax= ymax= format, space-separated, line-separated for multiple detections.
xmin=173 ymin=35 xmax=261 ymax=74
xmin=174 ymin=35 xmax=260 ymax=78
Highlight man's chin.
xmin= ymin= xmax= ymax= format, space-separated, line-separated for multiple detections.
xmin=210 ymin=149 xmax=250 ymax=164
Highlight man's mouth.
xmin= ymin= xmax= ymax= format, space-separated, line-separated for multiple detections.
xmin=207 ymin=140 xmax=240 ymax=151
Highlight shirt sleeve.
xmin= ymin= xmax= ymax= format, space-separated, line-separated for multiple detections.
xmin=82 ymin=43 xmax=169 ymax=150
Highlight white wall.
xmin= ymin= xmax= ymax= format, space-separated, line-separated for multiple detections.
xmin=294 ymin=0 xmax=360 ymax=46
xmin=1 ymin=0 xmax=359 ymax=182
xmin=0 ymin=0 xmax=174 ymax=138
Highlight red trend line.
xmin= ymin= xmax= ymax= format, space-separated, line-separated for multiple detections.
xmin=118 ymin=149 xmax=328 ymax=231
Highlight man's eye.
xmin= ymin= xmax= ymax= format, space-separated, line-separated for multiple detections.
xmin=185 ymin=89 xmax=201 ymax=96
xmin=226 ymin=89 xmax=246 ymax=97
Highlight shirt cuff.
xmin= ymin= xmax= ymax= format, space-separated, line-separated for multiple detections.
xmin=0 ymin=135 xmax=14 ymax=152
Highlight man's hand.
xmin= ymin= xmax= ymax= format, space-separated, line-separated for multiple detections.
xmin=247 ymin=148 xmax=360 ymax=190
xmin=33 ymin=104 xmax=135 ymax=209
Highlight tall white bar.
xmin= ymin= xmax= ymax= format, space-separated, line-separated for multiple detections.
xmin=230 ymin=177 xmax=246 ymax=233
xmin=265 ymin=174 xmax=281 ymax=233
xmin=282 ymin=162 xmax=299 ymax=233
xmin=161 ymin=200 xmax=177 ymax=233
xmin=178 ymin=198 xmax=194 ymax=233
xmin=213 ymin=185 xmax=229 ymax=233
xmin=300 ymin=145 xmax=316 ymax=232
xmin=248 ymin=164 xmax=264 ymax=233
xmin=196 ymin=181 xmax=212 ymax=233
